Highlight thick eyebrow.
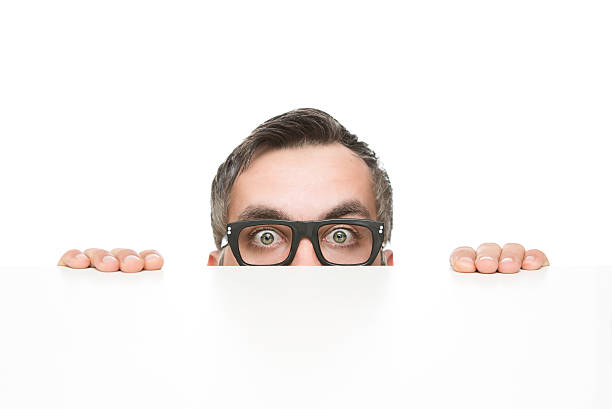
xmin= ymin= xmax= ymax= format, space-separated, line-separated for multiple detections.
xmin=320 ymin=200 xmax=371 ymax=220
xmin=237 ymin=206 xmax=292 ymax=221
xmin=236 ymin=200 xmax=371 ymax=222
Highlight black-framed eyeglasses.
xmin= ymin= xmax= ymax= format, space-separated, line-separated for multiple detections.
xmin=221 ymin=218 xmax=385 ymax=266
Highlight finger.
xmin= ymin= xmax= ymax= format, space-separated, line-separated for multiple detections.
xmin=139 ymin=249 xmax=164 ymax=270
xmin=498 ymin=243 xmax=525 ymax=274
xmin=449 ymin=246 xmax=476 ymax=273
xmin=57 ymin=249 xmax=91 ymax=269
xmin=83 ymin=248 xmax=119 ymax=272
xmin=110 ymin=248 xmax=144 ymax=273
xmin=522 ymin=249 xmax=550 ymax=270
xmin=475 ymin=243 xmax=502 ymax=273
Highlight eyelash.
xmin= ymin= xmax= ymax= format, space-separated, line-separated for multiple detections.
xmin=244 ymin=224 xmax=363 ymax=249
xmin=321 ymin=226 xmax=362 ymax=246
xmin=247 ymin=227 xmax=287 ymax=245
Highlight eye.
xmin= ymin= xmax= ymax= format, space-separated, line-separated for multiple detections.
xmin=332 ymin=230 xmax=348 ymax=243
xmin=253 ymin=229 xmax=282 ymax=246
xmin=326 ymin=228 xmax=354 ymax=245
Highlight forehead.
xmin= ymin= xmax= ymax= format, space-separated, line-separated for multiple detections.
xmin=228 ymin=142 xmax=377 ymax=221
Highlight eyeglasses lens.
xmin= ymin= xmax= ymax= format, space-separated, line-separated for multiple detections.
xmin=318 ymin=223 xmax=373 ymax=265
xmin=238 ymin=224 xmax=293 ymax=265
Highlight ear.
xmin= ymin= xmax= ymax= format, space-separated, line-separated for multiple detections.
xmin=383 ymin=249 xmax=394 ymax=266
xmin=207 ymin=250 xmax=220 ymax=266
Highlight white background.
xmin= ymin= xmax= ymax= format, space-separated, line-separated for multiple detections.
xmin=1 ymin=266 xmax=611 ymax=408
xmin=1 ymin=0 xmax=610 ymax=268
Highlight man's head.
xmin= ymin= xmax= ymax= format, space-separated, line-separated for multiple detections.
xmin=208 ymin=108 xmax=393 ymax=266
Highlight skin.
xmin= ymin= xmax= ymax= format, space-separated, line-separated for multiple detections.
xmin=58 ymin=143 xmax=549 ymax=272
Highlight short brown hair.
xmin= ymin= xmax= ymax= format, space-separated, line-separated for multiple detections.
xmin=210 ymin=108 xmax=393 ymax=250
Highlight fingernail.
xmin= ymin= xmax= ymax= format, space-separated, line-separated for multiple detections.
xmin=500 ymin=257 xmax=513 ymax=263
xmin=75 ymin=253 xmax=88 ymax=261
xmin=479 ymin=256 xmax=494 ymax=262
xmin=524 ymin=255 xmax=535 ymax=263
xmin=102 ymin=255 xmax=118 ymax=264
xmin=125 ymin=255 xmax=141 ymax=262
xmin=145 ymin=253 xmax=160 ymax=262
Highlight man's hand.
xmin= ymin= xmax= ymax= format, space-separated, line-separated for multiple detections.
xmin=449 ymin=243 xmax=549 ymax=273
xmin=57 ymin=248 xmax=164 ymax=273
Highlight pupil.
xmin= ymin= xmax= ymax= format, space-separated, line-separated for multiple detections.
xmin=261 ymin=232 xmax=274 ymax=245
xmin=333 ymin=231 xmax=347 ymax=243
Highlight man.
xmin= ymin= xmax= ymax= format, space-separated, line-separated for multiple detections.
xmin=57 ymin=108 xmax=549 ymax=272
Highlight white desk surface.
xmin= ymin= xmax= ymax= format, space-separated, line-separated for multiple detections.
xmin=0 ymin=266 xmax=610 ymax=409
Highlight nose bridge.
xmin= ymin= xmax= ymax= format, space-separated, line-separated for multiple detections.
xmin=293 ymin=221 xmax=317 ymax=246
xmin=290 ymin=238 xmax=322 ymax=266
xmin=289 ymin=221 xmax=322 ymax=266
